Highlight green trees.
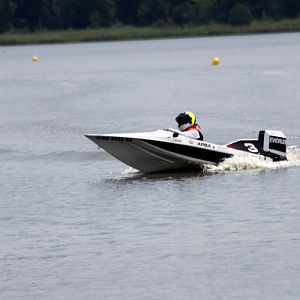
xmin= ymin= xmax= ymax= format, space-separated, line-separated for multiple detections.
xmin=115 ymin=0 xmax=139 ymax=25
xmin=171 ymin=2 xmax=195 ymax=25
xmin=229 ymin=4 xmax=252 ymax=25
xmin=283 ymin=0 xmax=300 ymax=18
xmin=170 ymin=0 xmax=217 ymax=26
xmin=0 ymin=0 xmax=300 ymax=33
xmin=193 ymin=0 xmax=216 ymax=24
xmin=92 ymin=0 xmax=117 ymax=27
xmin=137 ymin=0 xmax=168 ymax=25
xmin=0 ymin=0 xmax=12 ymax=32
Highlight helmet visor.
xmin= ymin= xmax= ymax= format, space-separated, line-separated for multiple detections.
xmin=176 ymin=113 xmax=191 ymax=126
xmin=176 ymin=116 xmax=187 ymax=126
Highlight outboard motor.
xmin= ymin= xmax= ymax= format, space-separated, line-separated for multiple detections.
xmin=258 ymin=130 xmax=287 ymax=161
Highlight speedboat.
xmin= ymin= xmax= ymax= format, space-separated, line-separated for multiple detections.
xmin=85 ymin=129 xmax=287 ymax=173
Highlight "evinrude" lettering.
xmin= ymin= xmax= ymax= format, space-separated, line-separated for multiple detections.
xmin=269 ymin=137 xmax=286 ymax=145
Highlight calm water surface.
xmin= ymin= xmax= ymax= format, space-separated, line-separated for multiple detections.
xmin=1 ymin=33 xmax=300 ymax=299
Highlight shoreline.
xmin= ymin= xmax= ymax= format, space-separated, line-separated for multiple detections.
xmin=1 ymin=19 xmax=300 ymax=46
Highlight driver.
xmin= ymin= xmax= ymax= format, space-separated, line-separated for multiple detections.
xmin=165 ymin=111 xmax=204 ymax=140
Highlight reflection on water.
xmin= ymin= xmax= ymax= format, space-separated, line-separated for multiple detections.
xmin=118 ymin=168 xmax=207 ymax=182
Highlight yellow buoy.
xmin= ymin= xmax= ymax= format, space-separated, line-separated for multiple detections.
xmin=212 ymin=57 xmax=220 ymax=66
xmin=32 ymin=55 xmax=39 ymax=62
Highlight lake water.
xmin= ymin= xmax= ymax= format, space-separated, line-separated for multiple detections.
xmin=1 ymin=33 xmax=300 ymax=300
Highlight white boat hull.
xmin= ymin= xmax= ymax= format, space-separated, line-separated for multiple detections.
xmin=85 ymin=130 xmax=274 ymax=173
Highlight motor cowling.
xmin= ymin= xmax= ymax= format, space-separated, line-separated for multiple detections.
xmin=258 ymin=130 xmax=287 ymax=161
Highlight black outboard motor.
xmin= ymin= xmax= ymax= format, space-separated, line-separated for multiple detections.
xmin=258 ymin=130 xmax=287 ymax=161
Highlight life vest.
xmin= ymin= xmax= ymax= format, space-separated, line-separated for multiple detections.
xmin=184 ymin=124 xmax=204 ymax=140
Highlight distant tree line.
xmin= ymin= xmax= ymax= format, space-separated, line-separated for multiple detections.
xmin=1 ymin=0 xmax=300 ymax=33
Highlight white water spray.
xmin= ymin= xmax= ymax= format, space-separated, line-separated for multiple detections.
xmin=206 ymin=146 xmax=300 ymax=173
xmin=122 ymin=147 xmax=300 ymax=176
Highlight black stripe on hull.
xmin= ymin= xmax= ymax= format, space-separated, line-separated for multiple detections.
xmin=140 ymin=139 xmax=232 ymax=164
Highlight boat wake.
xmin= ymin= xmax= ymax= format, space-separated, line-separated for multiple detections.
xmin=123 ymin=146 xmax=300 ymax=177
xmin=123 ymin=167 xmax=140 ymax=175
xmin=206 ymin=146 xmax=300 ymax=173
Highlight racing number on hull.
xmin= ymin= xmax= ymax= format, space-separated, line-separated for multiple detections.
xmin=244 ymin=143 xmax=259 ymax=153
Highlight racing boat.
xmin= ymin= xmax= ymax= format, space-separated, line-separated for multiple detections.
xmin=85 ymin=129 xmax=287 ymax=173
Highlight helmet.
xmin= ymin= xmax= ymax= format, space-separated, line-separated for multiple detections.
xmin=175 ymin=112 xmax=196 ymax=130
